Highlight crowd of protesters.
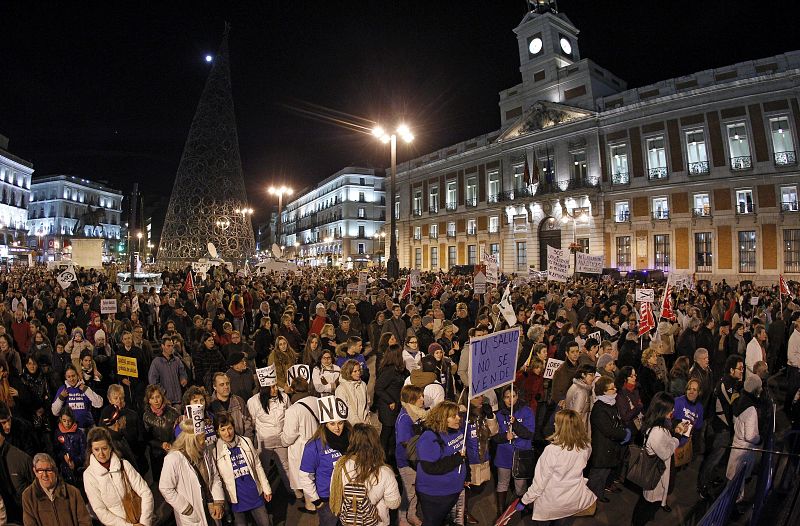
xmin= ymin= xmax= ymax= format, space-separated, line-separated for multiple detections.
xmin=0 ymin=262 xmax=797 ymax=526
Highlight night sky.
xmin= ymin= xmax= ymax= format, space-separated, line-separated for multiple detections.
xmin=1 ymin=0 xmax=798 ymax=231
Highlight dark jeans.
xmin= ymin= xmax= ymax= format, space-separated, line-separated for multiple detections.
xmin=318 ymin=502 xmax=338 ymax=526
xmin=233 ymin=504 xmax=271 ymax=526
xmin=380 ymin=423 xmax=395 ymax=462
xmin=631 ymin=493 xmax=661 ymax=526
xmin=697 ymin=428 xmax=731 ymax=489
xmin=587 ymin=467 xmax=612 ymax=498
xmin=418 ymin=491 xmax=460 ymax=526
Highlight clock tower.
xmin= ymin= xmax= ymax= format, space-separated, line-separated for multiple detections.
xmin=499 ymin=1 xmax=625 ymax=127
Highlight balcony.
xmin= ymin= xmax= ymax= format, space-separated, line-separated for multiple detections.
xmin=413 ymin=234 xmax=422 ymax=241
xmin=429 ymin=233 xmax=439 ymax=240
xmin=775 ymin=151 xmax=797 ymax=166
xmin=781 ymin=200 xmax=799 ymax=212
xmin=412 ymin=209 xmax=422 ymax=217
xmin=736 ymin=202 xmax=756 ymax=215
xmin=488 ymin=226 xmax=500 ymax=235
xmin=648 ymin=167 xmax=668 ymax=180
xmin=688 ymin=161 xmax=710 ymax=176
xmin=730 ymin=156 xmax=752 ymax=171
xmin=692 ymin=207 xmax=712 ymax=218
xmin=615 ymin=211 xmax=630 ymax=223
xmin=652 ymin=210 xmax=670 ymax=220
xmin=612 ymin=172 xmax=630 ymax=185
xmin=488 ymin=194 xmax=500 ymax=203
xmin=428 ymin=204 xmax=439 ymax=215
xmin=446 ymin=231 xmax=456 ymax=239
xmin=445 ymin=202 xmax=457 ymax=211
xmin=515 ymin=187 xmax=533 ymax=198
xmin=466 ymin=228 xmax=478 ymax=237
xmin=465 ymin=197 xmax=478 ymax=208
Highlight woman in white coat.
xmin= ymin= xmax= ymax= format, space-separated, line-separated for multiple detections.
xmin=280 ymin=380 xmax=321 ymax=512
xmin=518 ymin=409 xmax=597 ymax=523
xmin=212 ymin=412 xmax=272 ymax=526
xmin=84 ymin=427 xmax=154 ymax=526
xmin=247 ymin=383 xmax=291 ymax=491
xmin=312 ymin=350 xmax=341 ymax=396
xmin=159 ymin=418 xmax=226 ymax=526
xmin=631 ymin=392 xmax=688 ymax=526
xmin=335 ymin=359 xmax=370 ymax=425
xmin=726 ymin=375 xmax=762 ymax=501
xmin=329 ymin=424 xmax=401 ymax=526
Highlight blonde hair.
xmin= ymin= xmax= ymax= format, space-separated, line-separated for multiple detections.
xmin=641 ymin=346 xmax=658 ymax=366
xmin=321 ymin=323 xmax=335 ymax=338
xmin=171 ymin=418 xmax=204 ymax=465
xmin=425 ymin=401 xmax=460 ymax=433
xmin=547 ymin=409 xmax=590 ymax=451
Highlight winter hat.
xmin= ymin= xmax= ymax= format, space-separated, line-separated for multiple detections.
xmin=422 ymin=316 xmax=434 ymax=327
xmin=94 ymin=329 xmax=106 ymax=342
xmin=427 ymin=342 xmax=443 ymax=354
xmin=226 ymin=351 xmax=246 ymax=367
xmin=743 ymin=374 xmax=762 ymax=394
xmin=597 ymin=354 xmax=615 ymax=370
xmin=410 ymin=369 xmax=437 ymax=388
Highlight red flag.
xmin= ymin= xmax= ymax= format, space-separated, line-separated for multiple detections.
xmin=400 ymin=276 xmax=412 ymax=300
xmin=183 ymin=271 xmax=195 ymax=294
xmin=495 ymin=498 xmax=521 ymax=526
xmin=430 ymin=278 xmax=444 ymax=298
xmin=660 ymin=284 xmax=676 ymax=321
xmin=530 ymin=155 xmax=540 ymax=185
xmin=780 ymin=274 xmax=790 ymax=296
xmin=639 ymin=301 xmax=655 ymax=336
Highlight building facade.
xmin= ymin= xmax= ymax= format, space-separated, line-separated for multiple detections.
xmin=281 ymin=167 xmax=386 ymax=267
xmin=393 ymin=4 xmax=800 ymax=283
xmin=27 ymin=175 xmax=123 ymax=261
xmin=0 ymin=134 xmax=33 ymax=262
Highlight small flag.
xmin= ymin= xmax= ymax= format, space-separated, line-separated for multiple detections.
xmin=530 ymin=154 xmax=540 ymax=185
xmin=499 ymin=282 xmax=517 ymax=326
xmin=400 ymin=276 xmax=412 ymax=300
xmin=183 ymin=271 xmax=195 ymax=294
xmin=495 ymin=498 xmax=521 ymax=526
xmin=638 ymin=301 xmax=655 ymax=336
xmin=660 ymin=284 xmax=676 ymax=321
xmin=430 ymin=278 xmax=444 ymax=298
xmin=523 ymin=155 xmax=531 ymax=186
xmin=780 ymin=274 xmax=790 ymax=296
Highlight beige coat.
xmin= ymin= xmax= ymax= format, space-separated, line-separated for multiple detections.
xmin=642 ymin=427 xmax=679 ymax=505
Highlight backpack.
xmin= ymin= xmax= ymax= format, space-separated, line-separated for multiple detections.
xmin=337 ymin=468 xmax=380 ymax=526
xmin=405 ymin=427 xmax=444 ymax=471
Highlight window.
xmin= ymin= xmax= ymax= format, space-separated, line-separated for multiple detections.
xmin=358 ymin=192 xmax=366 ymax=202
xmin=738 ymin=231 xmax=756 ymax=273
xmin=785 ymin=229 xmax=800 ymax=272
xmin=468 ymin=244 xmax=477 ymax=265
xmin=466 ymin=177 xmax=477 ymax=206
xmin=415 ymin=248 xmax=422 ymax=269
xmin=513 ymin=214 xmax=528 ymax=232
xmin=429 ymin=224 xmax=438 ymax=239
xmin=727 ymin=122 xmax=752 ymax=170
xmin=429 ymin=186 xmax=439 ymax=212
xmin=610 ymin=144 xmax=629 ymax=184
xmin=489 ymin=243 xmax=500 ymax=257
xmin=358 ymin=225 xmax=365 ymax=238
xmin=770 ymin=116 xmax=796 ymax=165
xmin=447 ymin=222 xmax=456 ymax=237
xmin=394 ymin=198 xmax=399 ymax=220
xmin=576 ymin=238 xmax=589 ymax=253
xmin=571 ymin=151 xmax=588 ymax=183
xmin=413 ymin=191 xmax=422 ymax=216
xmin=430 ymin=247 xmax=438 ymax=269
xmin=781 ymin=186 xmax=799 ymax=211
xmin=446 ymin=181 xmax=457 ymax=210
xmin=413 ymin=226 xmax=421 ymax=240
xmin=467 ymin=219 xmax=477 ymax=235
xmin=488 ymin=170 xmax=500 ymax=202
xmin=695 ymin=232 xmax=713 ymax=272
xmin=358 ymin=243 xmax=365 ymax=255
xmin=646 ymin=136 xmax=668 ymax=179
xmin=736 ymin=189 xmax=754 ymax=214
xmin=448 ymin=246 xmax=457 ymax=268
xmin=358 ymin=207 xmax=365 ymax=218
xmin=652 ymin=197 xmax=669 ymax=219
xmin=513 ymin=163 xmax=525 ymax=189
xmin=489 ymin=216 xmax=500 ymax=233
xmin=693 ymin=193 xmax=711 ymax=217
xmin=515 ymin=241 xmax=527 ymax=271
xmin=615 ymin=201 xmax=630 ymax=222
xmin=654 ymin=234 xmax=670 ymax=270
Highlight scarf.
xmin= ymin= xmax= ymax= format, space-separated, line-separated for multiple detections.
xmin=324 ymin=426 xmax=350 ymax=454
xmin=58 ymin=420 xmax=78 ymax=434
xmin=597 ymin=394 xmax=617 ymax=406
xmin=624 ymin=381 xmax=636 ymax=392
xmin=401 ymin=402 xmax=428 ymax=423
xmin=150 ymin=403 xmax=165 ymax=417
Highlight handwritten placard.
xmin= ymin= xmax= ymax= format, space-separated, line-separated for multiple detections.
xmin=543 ymin=358 xmax=565 ymax=380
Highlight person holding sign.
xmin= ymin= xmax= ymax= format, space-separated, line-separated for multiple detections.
xmin=298 ymin=399 xmax=352 ymax=525
xmin=115 ymin=331 xmax=148 ymax=411
xmin=335 ymin=359 xmax=371 ymax=425
xmin=51 ymin=363 xmax=103 ymax=429
xmin=267 ymin=336 xmax=298 ymax=393
xmin=247 ymin=365 xmax=292 ymax=495
xmin=492 ymin=385 xmax=535 ymax=515
xmin=312 ymin=350 xmax=341 ymax=396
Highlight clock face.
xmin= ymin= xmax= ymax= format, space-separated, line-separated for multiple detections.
xmin=529 ymin=37 xmax=543 ymax=55
xmin=559 ymin=37 xmax=572 ymax=55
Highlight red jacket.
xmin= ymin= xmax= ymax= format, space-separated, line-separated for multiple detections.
xmin=11 ymin=319 xmax=31 ymax=355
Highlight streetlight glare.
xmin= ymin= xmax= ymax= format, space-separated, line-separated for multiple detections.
xmin=205 ymin=55 xmax=213 ymax=63
xmin=397 ymin=124 xmax=410 ymax=135
xmin=372 ymin=126 xmax=385 ymax=138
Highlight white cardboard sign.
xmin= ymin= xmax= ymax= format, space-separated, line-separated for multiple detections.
xmin=256 ymin=365 xmax=277 ymax=387
xmin=543 ymin=358 xmax=565 ymax=380
xmin=635 ymin=289 xmax=655 ymax=303
xmin=317 ymin=396 xmax=349 ymax=423
xmin=100 ymin=299 xmax=118 ymax=314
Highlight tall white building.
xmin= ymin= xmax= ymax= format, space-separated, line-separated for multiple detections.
xmin=281 ymin=167 xmax=386 ymax=267
xmin=0 ymin=134 xmax=33 ymax=262
xmin=27 ymin=175 xmax=123 ymax=261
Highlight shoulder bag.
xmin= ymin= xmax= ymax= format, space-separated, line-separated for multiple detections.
xmin=119 ymin=465 xmax=142 ymax=524
xmin=625 ymin=428 xmax=666 ymax=490
xmin=511 ymin=448 xmax=538 ymax=480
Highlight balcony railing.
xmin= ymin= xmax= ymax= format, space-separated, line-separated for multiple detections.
xmin=413 ymin=234 xmax=422 ymax=241
xmin=615 ymin=211 xmax=630 ymax=222
xmin=446 ymin=231 xmax=456 ymax=238
xmin=736 ymin=202 xmax=756 ymax=214
xmin=692 ymin=207 xmax=712 ymax=217
xmin=465 ymin=197 xmax=478 ymax=208
xmin=445 ymin=202 xmax=457 ymax=211
xmin=688 ymin=160 xmax=710 ymax=175
xmin=487 ymin=193 xmax=500 ymax=203
xmin=775 ymin=150 xmax=797 ymax=166
xmin=648 ymin=167 xmax=668 ymax=180
xmin=514 ymin=187 xmax=533 ymax=198
xmin=488 ymin=226 xmax=500 ymax=234
xmin=612 ymin=172 xmax=630 ymax=185
xmin=781 ymin=200 xmax=799 ymax=212
xmin=730 ymin=156 xmax=752 ymax=171
xmin=652 ymin=210 xmax=670 ymax=220
xmin=429 ymin=233 xmax=439 ymax=240
xmin=428 ymin=204 xmax=439 ymax=214
xmin=412 ymin=209 xmax=422 ymax=217
xmin=467 ymin=228 xmax=478 ymax=236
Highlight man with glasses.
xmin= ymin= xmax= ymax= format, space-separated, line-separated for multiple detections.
xmin=22 ymin=453 xmax=91 ymax=526
xmin=697 ymin=354 xmax=744 ymax=499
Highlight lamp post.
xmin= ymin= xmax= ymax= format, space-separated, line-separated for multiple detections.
xmin=372 ymin=124 xmax=413 ymax=279
xmin=268 ymin=186 xmax=293 ymax=249
xmin=373 ymin=231 xmax=386 ymax=266
xmin=561 ymin=202 xmax=589 ymax=270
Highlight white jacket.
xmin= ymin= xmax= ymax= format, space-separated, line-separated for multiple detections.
xmin=280 ymin=396 xmax=320 ymax=489
xmin=402 ymin=349 xmax=422 ymax=373
xmin=332 ymin=459 xmax=401 ymax=526
xmin=312 ymin=365 xmax=341 ymax=396
xmin=727 ymin=405 xmax=760 ymax=480
xmin=84 ymin=454 xmax=154 ymax=526
xmin=159 ymin=450 xmax=225 ymax=526
xmin=336 ymin=379 xmax=370 ymax=425
xmin=521 ymin=444 xmax=596 ymax=521
xmin=745 ymin=338 xmax=765 ymax=374
xmin=787 ymin=328 xmax=800 ymax=368
xmin=247 ymin=393 xmax=289 ymax=449
xmin=565 ymin=379 xmax=593 ymax=437
xmin=642 ymin=427 xmax=678 ymax=504
xmin=212 ymin=436 xmax=271 ymax=504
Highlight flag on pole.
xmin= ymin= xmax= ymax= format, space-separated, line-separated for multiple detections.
xmin=400 ymin=276 xmax=412 ymax=300
xmin=183 ymin=271 xmax=195 ymax=294
xmin=430 ymin=278 xmax=444 ymax=298
xmin=780 ymin=274 xmax=790 ymax=296
xmin=638 ymin=301 xmax=656 ymax=336
xmin=499 ymin=282 xmax=517 ymax=327
xmin=523 ymin=155 xmax=531 ymax=186
xmin=659 ymin=276 xmax=676 ymax=322
xmin=530 ymin=153 xmax=540 ymax=185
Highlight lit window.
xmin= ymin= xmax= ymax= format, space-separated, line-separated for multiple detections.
xmin=429 ymin=186 xmax=439 ymax=212
xmin=652 ymin=197 xmax=669 ymax=219
xmin=781 ymin=186 xmax=798 ymax=211
xmin=488 ymin=171 xmax=501 ymax=202
xmin=489 ymin=216 xmax=500 ymax=233
xmin=727 ymin=122 xmax=752 ymax=169
xmin=738 ymin=231 xmax=756 ymax=273
xmin=467 ymin=219 xmax=477 ymax=235
xmin=446 ymin=181 xmax=457 ymax=210
xmin=515 ymin=242 xmax=527 ymax=271
xmin=468 ymin=244 xmax=477 ymax=265
xmin=654 ymin=234 xmax=670 ymax=270
xmin=770 ymin=116 xmax=796 ymax=166
xmin=447 ymin=222 xmax=456 ymax=237
xmin=615 ymin=201 xmax=629 ymax=222
xmin=693 ymin=193 xmax=711 ymax=217
xmin=695 ymin=232 xmax=713 ymax=272
xmin=646 ymin=136 xmax=668 ymax=179
xmin=610 ymin=144 xmax=629 ymax=184
xmin=448 ymin=246 xmax=456 ymax=268
xmin=785 ymin=229 xmax=800 ymax=272
xmin=429 ymin=224 xmax=438 ymax=239
xmin=571 ymin=151 xmax=588 ymax=183
xmin=466 ymin=177 xmax=477 ymax=206
xmin=735 ymin=189 xmax=754 ymax=214
xmin=430 ymin=247 xmax=438 ymax=269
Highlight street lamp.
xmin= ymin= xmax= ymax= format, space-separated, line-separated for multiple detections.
xmin=268 ymin=186 xmax=293 ymax=248
xmin=373 ymin=231 xmax=386 ymax=266
xmin=372 ymin=123 xmax=413 ymax=279
xmin=235 ymin=207 xmax=254 ymax=217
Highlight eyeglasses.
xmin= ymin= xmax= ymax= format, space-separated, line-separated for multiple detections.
xmin=35 ymin=468 xmax=56 ymax=474
xmin=408 ymin=340 xmax=418 ymax=344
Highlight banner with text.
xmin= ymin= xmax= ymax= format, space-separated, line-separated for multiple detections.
xmin=543 ymin=358 xmax=565 ymax=380
xmin=575 ymin=252 xmax=603 ymax=274
xmin=468 ymin=327 xmax=521 ymax=397
xmin=547 ymin=246 xmax=570 ymax=282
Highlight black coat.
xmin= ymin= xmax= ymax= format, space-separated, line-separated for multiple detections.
xmin=374 ymin=365 xmax=408 ymax=425
xmin=589 ymin=400 xmax=629 ymax=468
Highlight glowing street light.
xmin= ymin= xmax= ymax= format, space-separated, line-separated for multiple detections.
xmin=268 ymin=186 xmax=293 ymax=247
xmin=205 ymin=55 xmax=213 ymax=63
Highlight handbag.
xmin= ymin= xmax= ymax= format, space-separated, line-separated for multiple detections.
xmin=511 ymin=448 xmax=538 ymax=480
xmin=625 ymin=429 xmax=666 ymax=490
xmin=674 ymin=439 xmax=693 ymax=467
xmin=119 ymin=467 xmax=142 ymax=524
xmin=469 ymin=461 xmax=491 ymax=485
xmin=573 ymin=500 xmax=597 ymax=517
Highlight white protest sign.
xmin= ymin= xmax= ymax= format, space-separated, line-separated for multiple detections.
xmin=575 ymin=252 xmax=603 ymax=274
xmin=543 ymin=358 xmax=565 ymax=379
xmin=483 ymin=252 xmax=499 ymax=285
xmin=588 ymin=331 xmax=602 ymax=343
xmin=749 ymin=296 xmax=759 ymax=306
xmin=185 ymin=404 xmax=205 ymax=435
xmin=410 ymin=269 xmax=422 ymax=288
xmin=546 ymin=246 xmax=569 ymax=282
xmin=473 ymin=271 xmax=487 ymax=295
xmin=346 ymin=283 xmax=358 ymax=294
xmin=317 ymin=396 xmax=349 ymax=423
xmin=100 ymin=299 xmax=118 ymax=314
xmin=358 ymin=272 xmax=368 ymax=295
xmin=256 ymin=365 xmax=277 ymax=387
xmin=287 ymin=364 xmax=312 ymax=386
xmin=635 ymin=289 xmax=655 ymax=303
xmin=57 ymin=267 xmax=77 ymax=289
xmin=468 ymin=328 xmax=521 ymax=397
